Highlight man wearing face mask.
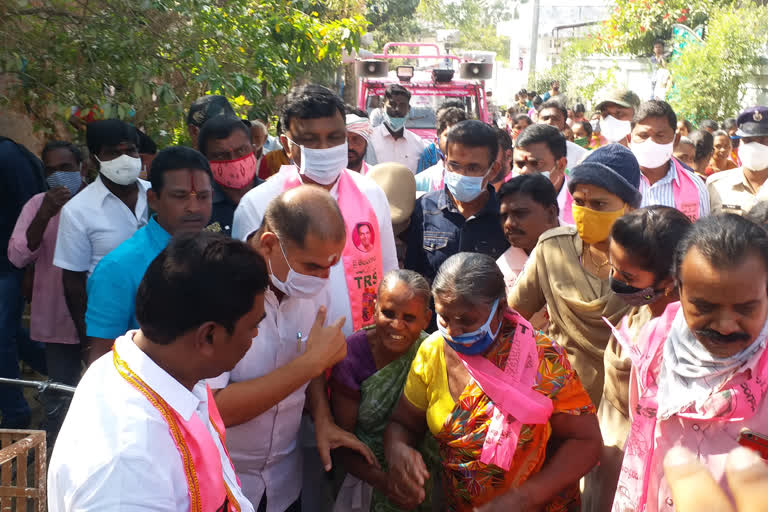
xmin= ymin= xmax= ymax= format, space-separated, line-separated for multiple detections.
xmin=415 ymin=106 xmax=468 ymax=195
xmin=595 ymin=88 xmax=641 ymax=146
xmin=211 ymin=186 xmax=376 ymax=512
xmin=405 ymin=120 xmax=509 ymax=282
xmin=8 ymin=141 xmax=85 ymax=435
xmin=54 ymin=119 xmax=149 ymax=349
xmin=368 ymin=84 xmax=427 ymax=174
xmin=198 ymin=116 xmax=264 ymax=236
xmin=709 ymin=106 xmax=768 ymax=214
xmin=514 ymin=124 xmax=573 ymax=224
xmin=612 ymin=214 xmax=768 ymax=512
xmin=83 ymin=147 xmax=214 ymax=365
xmin=631 ymin=100 xmax=710 ymax=220
xmin=233 ymin=84 xmax=398 ymax=338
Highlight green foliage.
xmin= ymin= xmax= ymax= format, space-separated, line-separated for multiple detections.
xmin=365 ymin=0 xmax=424 ymax=52
xmin=418 ymin=0 xmax=513 ymax=62
xmin=0 ymin=0 xmax=365 ymax=144
xmin=597 ymin=0 xmax=732 ymax=56
xmin=531 ymin=36 xmax=617 ymax=108
xmin=668 ymin=3 xmax=768 ymax=122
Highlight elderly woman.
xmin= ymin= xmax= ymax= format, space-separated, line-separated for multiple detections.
xmin=583 ymin=206 xmax=693 ymax=512
xmin=508 ymin=144 xmax=641 ymax=407
xmin=384 ymin=252 xmax=601 ymax=512
xmin=331 ymin=270 xmax=436 ymax=511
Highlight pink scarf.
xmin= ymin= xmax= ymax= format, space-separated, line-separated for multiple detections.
xmin=609 ymin=304 xmax=768 ymax=511
xmin=113 ymin=347 xmax=242 ymax=512
xmin=282 ymin=166 xmax=384 ymax=332
xmin=457 ymin=309 xmax=554 ymax=470
xmin=671 ymin=157 xmax=701 ymax=220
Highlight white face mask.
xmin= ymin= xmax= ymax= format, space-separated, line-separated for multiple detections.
xmin=630 ymin=138 xmax=674 ymax=168
xmin=96 ymin=154 xmax=142 ymax=185
xmin=267 ymin=238 xmax=329 ymax=298
xmin=601 ymin=115 xmax=632 ymax=143
xmin=739 ymin=142 xmax=768 ymax=171
xmin=289 ymin=139 xmax=348 ymax=185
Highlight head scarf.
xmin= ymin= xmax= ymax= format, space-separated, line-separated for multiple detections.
xmin=346 ymin=113 xmax=372 ymax=143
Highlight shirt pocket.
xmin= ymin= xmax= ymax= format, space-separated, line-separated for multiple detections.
xmin=423 ymin=232 xmax=451 ymax=252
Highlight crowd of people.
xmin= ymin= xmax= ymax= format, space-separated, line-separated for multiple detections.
xmin=2 ymin=79 xmax=768 ymax=512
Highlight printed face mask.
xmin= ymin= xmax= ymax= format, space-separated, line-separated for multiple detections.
xmin=97 ymin=154 xmax=141 ymax=185
xmin=438 ymin=298 xmax=503 ymax=355
xmin=47 ymin=170 xmax=82 ymax=197
xmin=209 ymin=152 xmax=258 ymax=189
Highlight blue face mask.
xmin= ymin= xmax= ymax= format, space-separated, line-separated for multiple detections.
xmin=46 ymin=171 xmax=82 ymax=197
xmin=438 ymin=298 xmax=503 ymax=355
xmin=444 ymin=169 xmax=487 ymax=202
xmin=384 ymin=112 xmax=407 ymax=132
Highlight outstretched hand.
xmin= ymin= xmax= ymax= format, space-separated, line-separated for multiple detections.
xmin=664 ymin=445 xmax=768 ymax=512
xmin=315 ymin=417 xmax=378 ymax=472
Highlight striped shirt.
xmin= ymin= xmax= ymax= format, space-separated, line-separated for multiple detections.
xmin=639 ymin=159 xmax=710 ymax=216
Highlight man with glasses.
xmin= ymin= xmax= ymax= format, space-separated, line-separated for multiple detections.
xmin=405 ymin=120 xmax=509 ymax=281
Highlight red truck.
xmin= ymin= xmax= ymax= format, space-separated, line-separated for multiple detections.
xmin=356 ymin=42 xmax=493 ymax=141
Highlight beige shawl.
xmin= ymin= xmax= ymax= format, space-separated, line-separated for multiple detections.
xmin=509 ymin=226 xmax=631 ymax=406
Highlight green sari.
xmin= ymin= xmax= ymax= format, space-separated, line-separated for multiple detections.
xmin=354 ymin=329 xmax=439 ymax=512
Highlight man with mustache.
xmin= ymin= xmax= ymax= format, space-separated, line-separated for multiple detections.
xmin=84 ymin=147 xmax=214 ymax=364
xmin=613 ymin=213 xmax=768 ymax=512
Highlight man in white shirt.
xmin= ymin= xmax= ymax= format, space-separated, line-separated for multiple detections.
xmin=537 ymin=98 xmax=588 ymax=171
xmin=49 ymin=232 xmax=266 ymax=511
xmin=630 ymin=100 xmax=710 ymax=219
xmin=368 ymin=84 xmax=427 ymax=173
xmin=211 ymin=186 xmax=376 ymax=512
xmin=54 ymin=119 xmax=149 ymax=348
xmin=513 ymin=124 xmax=573 ymax=224
xmin=233 ymin=84 xmax=399 ymax=338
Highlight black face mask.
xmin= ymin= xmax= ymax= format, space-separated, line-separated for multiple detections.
xmin=609 ymin=275 xmax=665 ymax=307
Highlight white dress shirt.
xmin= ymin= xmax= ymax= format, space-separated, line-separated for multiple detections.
xmin=207 ymin=287 xmax=331 ymax=511
xmin=639 ymin=159 xmax=710 ymax=216
xmin=565 ymin=140 xmax=588 ymax=171
xmin=369 ymin=124 xmax=427 ymax=174
xmin=232 ymin=167 xmax=399 ymax=336
xmin=48 ymin=333 xmax=252 ymax=512
xmin=54 ymin=175 xmax=149 ymax=275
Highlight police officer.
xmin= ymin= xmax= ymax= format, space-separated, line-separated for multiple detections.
xmin=708 ymin=106 xmax=768 ymax=214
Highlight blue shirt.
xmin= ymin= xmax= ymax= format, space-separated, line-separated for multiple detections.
xmin=416 ymin=143 xmax=441 ymax=174
xmin=405 ymin=185 xmax=509 ymax=282
xmin=85 ymin=217 xmax=171 ymax=339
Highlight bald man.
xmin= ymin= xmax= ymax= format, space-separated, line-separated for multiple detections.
xmin=210 ymin=186 xmax=375 ymax=512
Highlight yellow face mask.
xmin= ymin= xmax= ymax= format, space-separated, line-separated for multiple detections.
xmin=571 ymin=204 xmax=626 ymax=245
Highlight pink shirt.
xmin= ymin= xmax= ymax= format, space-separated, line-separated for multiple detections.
xmin=8 ymin=193 xmax=78 ymax=344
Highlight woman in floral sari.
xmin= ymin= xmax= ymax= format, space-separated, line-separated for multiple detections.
xmin=384 ymin=253 xmax=601 ymax=512
xmin=331 ymin=270 xmax=437 ymax=512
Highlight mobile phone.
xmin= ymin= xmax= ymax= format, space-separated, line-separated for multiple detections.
xmin=738 ymin=429 xmax=768 ymax=460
